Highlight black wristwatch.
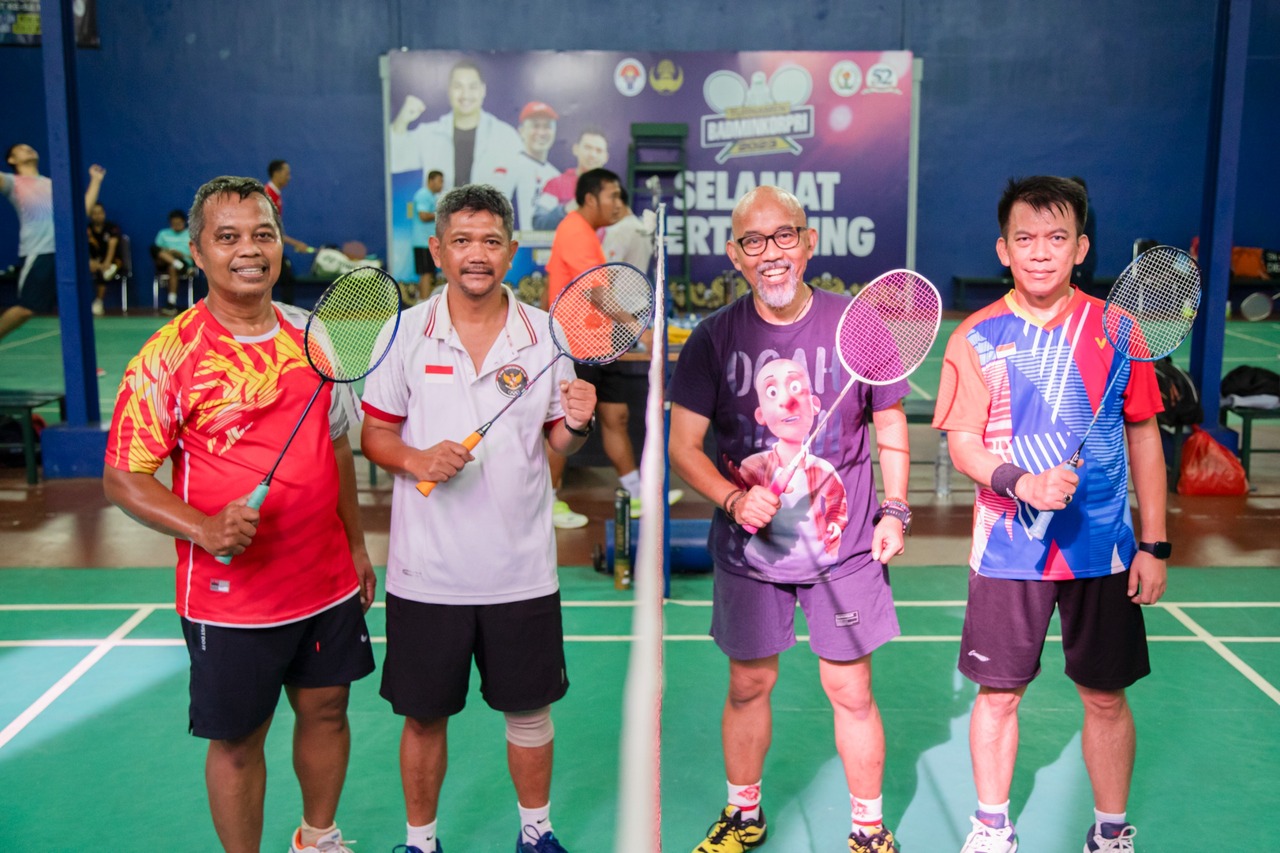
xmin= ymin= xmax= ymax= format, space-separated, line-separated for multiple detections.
xmin=1138 ymin=540 xmax=1172 ymax=559
xmin=564 ymin=415 xmax=596 ymax=438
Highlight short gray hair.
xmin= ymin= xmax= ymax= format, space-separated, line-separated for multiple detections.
xmin=436 ymin=184 xmax=514 ymax=240
xmin=188 ymin=176 xmax=282 ymax=245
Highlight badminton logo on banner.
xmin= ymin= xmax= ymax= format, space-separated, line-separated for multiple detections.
xmin=384 ymin=50 xmax=912 ymax=304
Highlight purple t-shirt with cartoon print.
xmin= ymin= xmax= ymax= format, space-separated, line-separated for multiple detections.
xmin=670 ymin=288 xmax=909 ymax=584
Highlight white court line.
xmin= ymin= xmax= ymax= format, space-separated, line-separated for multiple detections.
xmin=1162 ymin=604 xmax=1280 ymax=707
xmin=907 ymin=378 xmax=933 ymax=400
xmin=4 ymin=599 xmax=1278 ymax=611
xmin=0 ymin=328 xmax=60 ymax=352
xmin=1225 ymin=328 xmax=1280 ymax=349
xmin=3 ymin=634 xmax=1278 ymax=649
xmin=0 ymin=606 xmax=155 ymax=751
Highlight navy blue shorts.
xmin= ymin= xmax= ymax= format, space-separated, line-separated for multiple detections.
xmin=574 ymin=361 xmax=638 ymax=405
xmin=380 ymin=591 xmax=569 ymax=719
xmin=958 ymin=570 xmax=1150 ymax=691
xmin=413 ymin=246 xmax=437 ymax=276
xmin=181 ymin=594 xmax=374 ymax=740
xmin=16 ymin=254 xmax=56 ymax=312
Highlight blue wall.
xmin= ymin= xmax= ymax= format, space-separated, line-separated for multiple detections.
xmin=1 ymin=0 xmax=1277 ymax=300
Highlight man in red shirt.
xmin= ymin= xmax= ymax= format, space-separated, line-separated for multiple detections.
xmin=104 ymin=175 xmax=375 ymax=853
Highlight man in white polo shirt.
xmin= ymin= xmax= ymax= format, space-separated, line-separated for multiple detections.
xmin=360 ymin=184 xmax=595 ymax=853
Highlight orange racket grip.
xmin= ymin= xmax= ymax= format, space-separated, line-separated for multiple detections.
xmin=414 ymin=431 xmax=484 ymax=497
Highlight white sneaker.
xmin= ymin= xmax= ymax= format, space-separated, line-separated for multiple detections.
xmin=91 ymin=298 xmax=104 ymax=316
xmin=552 ymin=500 xmax=589 ymax=529
xmin=289 ymin=827 xmax=354 ymax=853
xmin=1084 ymin=824 xmax=1136 ymax=852
xmin=960 ymin=816 xmax=1018 ymax=853
xmin=102 ymin=263 xmax=118 ymax=281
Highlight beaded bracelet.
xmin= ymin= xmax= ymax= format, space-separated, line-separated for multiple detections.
xmin=873 ymin=497 xmax=912 ymax=533
xmin=726 ymin=490 xmax=747 ymax=523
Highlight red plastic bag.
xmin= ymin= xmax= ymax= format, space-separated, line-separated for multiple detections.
xmin=1177 ymin=425 xmax=1249 ymax=495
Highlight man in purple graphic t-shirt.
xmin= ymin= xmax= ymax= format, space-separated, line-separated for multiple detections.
xmin=669 ymin=185 xmax=911 ymax=853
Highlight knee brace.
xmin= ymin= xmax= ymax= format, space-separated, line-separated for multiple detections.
xmin=504 ymin=706 xmax=555 ymax=748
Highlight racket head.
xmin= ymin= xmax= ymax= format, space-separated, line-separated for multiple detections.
xmin=1102 ymin=246 xmax=1201 ymax=361
xmin=1240 ymin=291 xmax=1273 ymax=322
xmin=547 ymin=262 xmax=656 ymax=365
xmin=304 ymin=266 xmax=402 ymax=382
xmin=835 ymin=269 xmax=942 ymax=385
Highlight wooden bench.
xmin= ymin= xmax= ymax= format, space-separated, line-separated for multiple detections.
xmin=1220 ymin=405 xmax=1280 ymax=479
xmin=0 ymin=390 xmax=67 ymax=484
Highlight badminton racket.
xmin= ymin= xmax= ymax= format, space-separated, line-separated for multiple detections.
xmin=218 ymin=266 xmax=402 ymax=564
xmin=1027 ymin=245 xmax=1201 ymax=540
xmin=415 ymin=262 xmax=655 ymax=497
xmin=1239 ymin=288 xmax=1278 ymax=322
xmin=743 ymin=270 xmax=941 ymax=534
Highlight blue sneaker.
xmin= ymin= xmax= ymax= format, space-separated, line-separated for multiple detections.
xmin=392 ymin=843 xmax=442 ymax=853
xmin=1084 ymin=822 xmax=1136 ymax=852
xmin=517 ymin=825 xmax=568 ymax=852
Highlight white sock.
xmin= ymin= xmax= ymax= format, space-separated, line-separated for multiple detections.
xmin=976 ymin=799 xmax=1011 ymax=828
xmin=620 ymin=470 xmax=642 ymax=495
xmin=728 ymin=780 xmax=761 ymax=821
xmin=298 ymin=819 xmax=337 ymax=848
xmin=406 ymin=820 xmax=437 ymax=851
xmin=851 ymin=794 xmax=884 ymax=836
xmin=518 ymin=801 xmax=552 ymax=838
xmin=1094 ymin=809 xmax=1127 ymax=835
xmin=167 ymin=292 xmax=177 ymax=305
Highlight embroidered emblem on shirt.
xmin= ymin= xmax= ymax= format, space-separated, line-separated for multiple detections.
xmin=497 ymin=364 xmax=528 ymax=397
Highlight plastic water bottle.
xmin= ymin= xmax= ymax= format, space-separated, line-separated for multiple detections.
xmin=613 ymin=488 xmax=632 ymax=590
xmin=935 ymin=432 xmax=952 ymax=498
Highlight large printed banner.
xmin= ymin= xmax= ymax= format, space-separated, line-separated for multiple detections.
xmin=0 ymin=0 xmax=99 ymax=46
xmin=385 ymin=50 xmax=912 ymax=308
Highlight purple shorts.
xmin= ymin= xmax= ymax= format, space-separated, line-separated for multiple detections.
xmin=710 ymin=563 xmax=900 ymax=662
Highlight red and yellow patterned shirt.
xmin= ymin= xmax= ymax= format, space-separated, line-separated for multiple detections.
xmin=106 ymin=301 xmax=358 ymax=626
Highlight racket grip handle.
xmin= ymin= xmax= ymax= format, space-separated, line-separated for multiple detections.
xmin=214 ymin=483 xmax=272 ymax=565
xmin=1027 ymin=457 xmax=1082 ymax=541
xmin=1028 ymin=509 xmax=1054 ymax=541
xmin=415 ymin=432 xmax=484 ymax=498
xmin=742 ymin=477 xmax=788 ymax=535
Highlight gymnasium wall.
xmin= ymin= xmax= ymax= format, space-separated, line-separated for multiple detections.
xmin=0 ymin=0 xmax=1276 ymax=302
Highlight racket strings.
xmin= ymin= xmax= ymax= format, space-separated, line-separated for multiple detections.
xmin=837 ymin=271 xmax=941 ymax=384
xmin=306 ymin=268 xmax=402 ymax=382
xmin=1104 ymin=247 xmax=1201 ymax=361
xmin=550 ymin=266 xmax=655 ymax=363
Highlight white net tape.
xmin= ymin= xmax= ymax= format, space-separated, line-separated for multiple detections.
xmin=615 ymin=206 xmax=667 ymax=853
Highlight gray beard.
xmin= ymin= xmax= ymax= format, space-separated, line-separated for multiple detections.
xmin=754 ymin=275 xmax=800 ymax=310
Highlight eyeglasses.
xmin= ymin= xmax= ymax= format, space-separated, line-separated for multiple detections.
xmin=735 ymin=226 xmax=806 ymax=256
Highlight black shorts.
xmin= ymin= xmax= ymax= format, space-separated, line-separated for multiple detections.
xmin=413 ymin=246 xmax=437 ymax=276
xmin=380 ymin=591 xmax=569 ymax=719
xmin=16 ymin=254 xmax=56 ymax=312
xmin=959 ymin=571 xmax=1150 ymax=691
xmin=181 ymin=594 xmax=375 ymax=740
xmin=574 ymin=361 xmax=640 ymax=405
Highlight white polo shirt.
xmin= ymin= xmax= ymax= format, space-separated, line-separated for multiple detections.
xmin=362 ymin=284 xmax=573 ymax=605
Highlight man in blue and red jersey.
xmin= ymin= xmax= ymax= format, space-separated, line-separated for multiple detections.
xmin=104 ymin=175 xmax=375 ymax=853
xmin=934 ymin=175 xmax=1169 ymax=853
